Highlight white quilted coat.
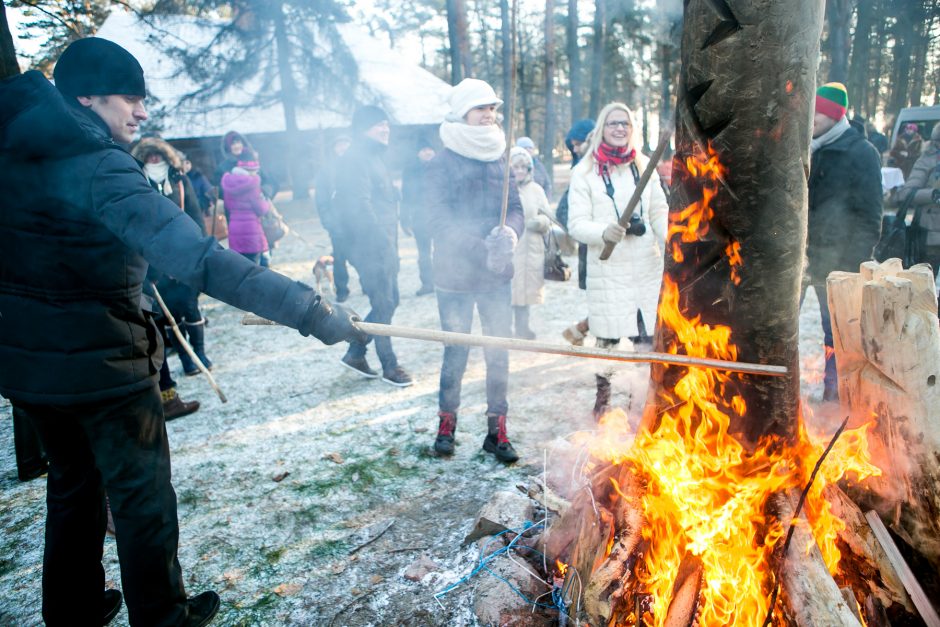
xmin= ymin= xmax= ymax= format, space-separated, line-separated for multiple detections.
xmin=511 ymin=181 xmax=552 ymax=306
xmin=567 ymin=155 xmax=669 ymax=339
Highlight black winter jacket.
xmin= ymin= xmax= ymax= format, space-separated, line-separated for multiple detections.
xmin=332 ymin=137 xmax=401 ymax=276
xmin=0 ymin=72 xmax=323 ymax=404
xmin=807 ymin=128 xmax=883 ymax=283
xmin=425 ymin=149 xmax=525 ymax=292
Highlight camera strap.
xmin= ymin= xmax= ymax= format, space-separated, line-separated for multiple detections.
xmin=600 ymin=161 xmax=644 ymax=221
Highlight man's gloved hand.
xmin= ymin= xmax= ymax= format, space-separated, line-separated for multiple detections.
xmin=485 ymin=225 xmax=518 ymax=274
xmin=602 ymin=222 xmax=626 ymax=244
xmin=300 ymin=299 xmax=368 ymax=345
xmin=931 ymin=188 xmax=940 ymax=205
xmin=525 ymin=215 xmax=551 ymax=234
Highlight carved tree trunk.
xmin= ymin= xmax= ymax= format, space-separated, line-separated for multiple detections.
xmin=645 ymin=0 xmax=822 ymax=446
xmin=827 ymin=259 xmax=940 ymax=568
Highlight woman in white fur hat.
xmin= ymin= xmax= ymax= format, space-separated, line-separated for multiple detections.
xmin=424 ymin=78 xmax=525 ymax=463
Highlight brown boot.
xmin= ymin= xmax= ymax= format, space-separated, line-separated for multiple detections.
xmin=562 ymin=318 xmax=590 ymax=346
xmin=161 ymin=388 xmax=200 ymax=421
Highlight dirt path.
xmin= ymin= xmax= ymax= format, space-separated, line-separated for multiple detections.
xmin=0 ymin=196 xmax=831 ymax=625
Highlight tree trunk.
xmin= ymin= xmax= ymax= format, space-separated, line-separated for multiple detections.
xmin=825 ymin=0 xmax=855 ymax=83
xmin=847 ymin=0 xmax=874 ymax=118
xmin=474 ymin=0 xmax=492 ymax=80
xmin=588 ymin=0 xmax=605 ymax=118
xmin=566 ymin=0 xmax=582 ymax=121
xmin=500 ymin=0 xmax=512 ymax=121
xmin=0 ymin=1 xmax=19 ymax=80
xmin=446 ymin=0 xmax=470 ymax=83
xmin=272 ymin=2 xmax=308 ymax=199
xmin=518 ymin=27 xmax=532 ymax=140
xmin=868 ymin=9 xmax=887 ymax=115
xmin=646 ymin=0 xmax=822 ymax=446
xmin=887 ymin=8 xmax=913 ymax=115
xmin=542 ymin=0 xmax=555 ymax=189
xmin=908 ymin=7 xmax=933 ymax=107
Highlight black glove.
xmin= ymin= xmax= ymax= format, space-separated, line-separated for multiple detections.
xmin=300 ymin=299 xmax=368 ymax=345
xmin=932 ymin=188 xmax=940 ymax=205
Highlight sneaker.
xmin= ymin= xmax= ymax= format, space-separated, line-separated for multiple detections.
xmin=161 ymin=388 xmax=200 ymax=421
xmin=340 ymin=354 xmax=379 ymax=379
xmin=184 ymin=591 xmax=220 ymax=627
xmin=482 ymin=415 xmax=519 ymax=463
xmin=433 ymin=412 xmax=457 ymax=456
xmin=103 ymin=589 xmax=122 ymax=625
xmin=382 ymin=366 xmax=414 ymax=387
xmin=416 ymin=284 xmax=434 ymax=296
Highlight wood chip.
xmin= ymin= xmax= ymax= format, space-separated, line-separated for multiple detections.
xmin=273 ymin=582 xmax=302 ymax=597
xmin=272 ymin=471 xmax=290 ymax=482
xmin=323 ymin=452 xmax=345 ymax=464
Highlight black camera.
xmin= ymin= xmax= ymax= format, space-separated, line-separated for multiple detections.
xmin=626 ymin=213 xmax=646 ymax=236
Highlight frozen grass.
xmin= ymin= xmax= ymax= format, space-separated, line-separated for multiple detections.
xmin=0 ymin=195 xmax=829 ymax=626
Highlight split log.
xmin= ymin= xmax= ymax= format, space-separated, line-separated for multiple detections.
xmin=663 ymin=555 xmax=703 ymax=627
xmin=827 ymin=260 xmax=940 ymax=567
xmin=774 ymin=492 xmax=863 ymax=627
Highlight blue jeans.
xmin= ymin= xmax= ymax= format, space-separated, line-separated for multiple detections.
xmin=436 ymin=285 xmax=512 ymax=416
xmin=345 ymin=264 xmax=400 ymax=371
xmin=801 ymin=281 xmax=836 ymax=394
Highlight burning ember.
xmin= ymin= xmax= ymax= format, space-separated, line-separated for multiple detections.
xmin=583 ymin=145 xmax=882 ymax=625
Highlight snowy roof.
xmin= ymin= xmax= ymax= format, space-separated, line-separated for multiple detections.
xmin=93 ymin=11 xmax=451 ymax=139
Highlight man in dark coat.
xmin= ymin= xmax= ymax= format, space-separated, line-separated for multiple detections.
xmin=806 ymin=82 xmax=883 ymax=402
xmin=400 ymin=137 xmax=436 ymax=296
xmin=314 ymin=134 xmax=353 ymax=301
xmin=0 ymin=38 xmax=364 ymax=626
xmin=332 ymin=105 xmax=413 ymax=387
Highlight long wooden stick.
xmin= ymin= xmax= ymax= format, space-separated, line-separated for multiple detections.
xmin=599 ymin=126 xmax=673 ymax=260
xmin=240 ymin=314 xmax=786 ymax=377
xmin=865 ymin=510 xmax=940 ymax=627
xmin=151 ymin=284 xmax=228 ymax=403
xmin=498 ymin=0 xmax=519 ymax=228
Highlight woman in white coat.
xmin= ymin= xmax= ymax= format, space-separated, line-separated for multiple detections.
xmin=567 ymin=102 xmax=669 ymax=418
xmin=509 ymin=147 xmax=552 ymax=339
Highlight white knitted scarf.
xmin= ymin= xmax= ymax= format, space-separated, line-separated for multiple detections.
xmin=439 ymin=121 xmax=506 ymax=162
xmin=811 ymin=116 xmax=851 ymax=154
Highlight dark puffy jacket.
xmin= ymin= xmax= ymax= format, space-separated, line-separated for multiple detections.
xmin=425 ymin=149 xmax=525 ymax=292
xmin=333 ymin=137 xmax=400 ymax=275
xmin=807 ymin=127 xmax=884 ymax=283
xmin=0 ymin=72 xmax=322 ymax=404
xmin=400 ymin=157 xmax=431 ymax=236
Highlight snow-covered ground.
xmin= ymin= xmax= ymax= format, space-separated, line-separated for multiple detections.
xmin=0 ymin=192 xmax=832 ymax=626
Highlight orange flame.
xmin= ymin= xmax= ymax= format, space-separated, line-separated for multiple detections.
xmin=591 ymin=143 xmax=881 ymax=625
xmin=556 ymin=560 xmax=569 ymax=577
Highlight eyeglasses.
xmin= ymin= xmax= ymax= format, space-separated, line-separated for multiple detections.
xmin=605 ymin=120 xmax=632 ymax=129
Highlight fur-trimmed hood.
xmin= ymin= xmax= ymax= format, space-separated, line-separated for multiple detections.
xmin=131 ymin=136 xmax=182 ymax=169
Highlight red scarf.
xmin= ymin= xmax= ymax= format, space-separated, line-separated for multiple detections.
xmin=593 ymin=142 xmax=636 ymax=174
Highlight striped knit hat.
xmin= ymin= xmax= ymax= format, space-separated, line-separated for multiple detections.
xmin=816 ymin=82 xmax=848 ymax=121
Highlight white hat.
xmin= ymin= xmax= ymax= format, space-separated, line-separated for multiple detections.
xmin=509 ymin=146 xmax=532 ymax=168
xmin=447 ymin=78 xmax=503 ymax=121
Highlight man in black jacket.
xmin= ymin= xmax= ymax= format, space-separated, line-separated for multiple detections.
xmin=0 ymin=38 xmax=365 ymax=626
xmin=806 ymin=82 xmax=883 ymax=402
xmin=333 ymin=106 xmax=413 ymax=387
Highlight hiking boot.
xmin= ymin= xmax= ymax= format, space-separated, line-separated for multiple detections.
xmin=434 ymin=411 xmax=457 ymax=456
xmin=483 ymin=414 xmax=519 ymax=463
xmin=102 ymin=589 xmax=122 ymax=625
xmin=184 ymin=591 xmax=220 ymax=627
xmin=592 ymin=374 xmax=611 ymax=421
xmin=382 ymin=366 xmax=414 ymax=387
xmin=416 ymin=284 xmax=435 ymax=296
xmin=161 ymin=388 xmax=200 ymax=421
xmin=340 ymin=354 xmax=379 ymax=379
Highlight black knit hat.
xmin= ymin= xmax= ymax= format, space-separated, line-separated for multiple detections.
xmin=54 ymin=38 xmax=146 ymax=98
xmin=351 ymin=105 xmax=389 ymax=133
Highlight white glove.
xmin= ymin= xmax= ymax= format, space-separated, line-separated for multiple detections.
xmin=525 ymin=215 xmax=551 ymax=234
xmin=602 ymin=223 xmax=626 ymax=244
xmin=485 ymin=226 xmax=518 ymax=274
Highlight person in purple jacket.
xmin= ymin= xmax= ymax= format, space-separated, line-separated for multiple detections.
xmin=426 ymin=78 xmax=525 ymax=463
xmin=221 ymin=158 xmax=269 ymax=264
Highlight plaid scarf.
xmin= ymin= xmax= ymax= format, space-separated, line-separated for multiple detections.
xmin=593 ymin=142 xmax=636 ymax=174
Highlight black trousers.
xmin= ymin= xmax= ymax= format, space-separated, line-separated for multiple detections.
xmin=19 ymin=383 xmax=188 ymax=626
xmin=12 ymin=403 xmax=46 ymax=478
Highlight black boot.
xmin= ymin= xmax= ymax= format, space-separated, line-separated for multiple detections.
xmin=184 ymin=591 xmax=220 ymax=627
xmin=103 ymin=589 xmax=123 ymax=625
xmin=12 ymin=405 xmax=48 ymax=482
xmin=185 ymin=319 xmax=212 ymax=372
xmin=593 ymin=374 xmax=611 ymax=421
xmin=513 ymin=306 xmax=536 ymax=340
xmin=483 ymin=414 xmax=519 ymax=463
xmin=161 ymin=388 xmax=200 ymax=421
xmin=434 ymin=411 xmax=457 ymax=456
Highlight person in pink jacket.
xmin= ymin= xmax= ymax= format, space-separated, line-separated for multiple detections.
xmin=221 ymin=158 xmax=269 ymax=263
